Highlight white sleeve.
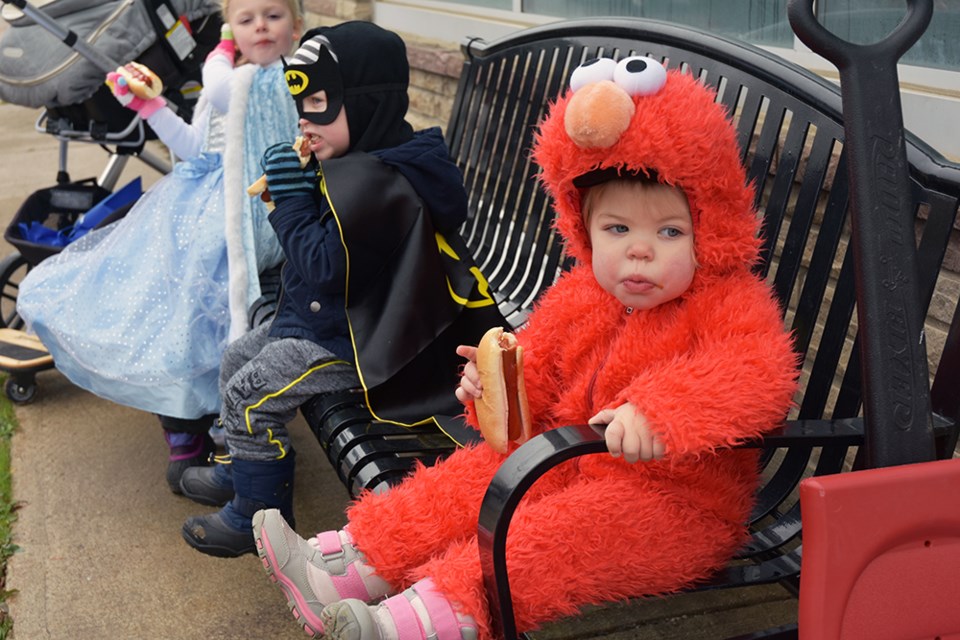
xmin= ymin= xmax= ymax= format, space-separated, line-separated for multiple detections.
xmin=144 ymin=101 xmax=207 ymax=160
xmin=201 ymin=55 xmax=233 ymax=113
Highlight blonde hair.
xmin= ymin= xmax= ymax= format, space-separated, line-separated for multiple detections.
xmin=221 ymin=0 xmax=303 ymax=21
xmin=581 ymin=176 xmax=689 ymax=225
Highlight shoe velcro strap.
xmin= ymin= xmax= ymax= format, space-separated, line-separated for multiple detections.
xmin=316 ymin=530 xmax=344 ymax=557
xmin=383 ymin=593 xmax=425 ymax=640
xmin=412 ymin=578 xmax=464 ymax=640
xmin=331 ymin=562 xmax=372 ymax=600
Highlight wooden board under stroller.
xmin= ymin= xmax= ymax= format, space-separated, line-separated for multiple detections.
xmin=0 ymin=328 xmax=54 ymax=404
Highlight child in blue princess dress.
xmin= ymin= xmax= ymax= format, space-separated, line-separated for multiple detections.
xmin=17 ymin=0 xmax=302 ymax=493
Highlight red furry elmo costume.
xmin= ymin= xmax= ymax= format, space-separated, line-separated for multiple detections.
xmin=345 ymin=57 xmax=799 ymax=639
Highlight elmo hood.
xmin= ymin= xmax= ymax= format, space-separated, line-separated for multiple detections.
xmin=533 ymin=57 xmax=761 ymax=291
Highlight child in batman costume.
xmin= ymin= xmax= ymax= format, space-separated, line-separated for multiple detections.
xmin=180 ymin=22 xmax=503 ymax=557
xmin=248 ymin=54 xmax=801 ymax=640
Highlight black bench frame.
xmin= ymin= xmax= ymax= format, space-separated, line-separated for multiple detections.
xmin=296 ymin=14 xmax=960 ymax=640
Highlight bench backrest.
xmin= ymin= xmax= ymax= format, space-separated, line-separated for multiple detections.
xmin=448 ymin=15 xmax=960 ymax=429
xmin=306 ymin=17 xmax=959 ymax=505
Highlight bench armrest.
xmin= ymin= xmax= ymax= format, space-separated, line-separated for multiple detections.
xmin=477 ymin=413 xmax=958 ymax=639
xmin=478 ymin=424 xmax=607 ymax=640
xmin=475 ymin=420 xmax=867 ymax=640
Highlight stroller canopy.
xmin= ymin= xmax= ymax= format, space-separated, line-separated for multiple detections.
xmin=0 ymin=0 xmax=220 ymax=108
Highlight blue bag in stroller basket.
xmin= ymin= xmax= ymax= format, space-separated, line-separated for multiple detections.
xmin=5 ymin=177 xmax=142 ymax=265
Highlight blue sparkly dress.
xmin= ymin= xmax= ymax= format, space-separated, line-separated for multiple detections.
xmin=17 ymin=64 xmax=298 ymax=419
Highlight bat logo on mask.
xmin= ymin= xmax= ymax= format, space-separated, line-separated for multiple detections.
xmin=285 ymin=70 xmax=309 ymax=96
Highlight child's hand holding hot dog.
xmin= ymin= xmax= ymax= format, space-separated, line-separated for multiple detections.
xmin=247 ymin=137 xmax=313 ymax=211
xmin=457 ymin=328 xmax=531 ymax=453
xmin=105 ymin=62 xmax=165 ymax=119
xmin=454 ymin=344 xmax=481 ymax=402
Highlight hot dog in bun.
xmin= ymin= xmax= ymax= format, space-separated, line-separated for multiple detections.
xmin=114 ymin=62 xmax=163 ymax=100
xmin=246 ymin=136 xmax=311 ymax=211
xmin=475 ymin=327 xmax=532 ymax=453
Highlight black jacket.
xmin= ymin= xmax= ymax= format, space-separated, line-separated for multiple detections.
xmin=267 ymin=127 xmax=502 ymax=421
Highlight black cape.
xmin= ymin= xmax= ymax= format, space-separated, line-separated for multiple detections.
xmin=319 ymin=153 xmax=505 ymax=441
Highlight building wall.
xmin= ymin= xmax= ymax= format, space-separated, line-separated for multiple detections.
xmin=302 ymin=3 xmax=960 ymax=397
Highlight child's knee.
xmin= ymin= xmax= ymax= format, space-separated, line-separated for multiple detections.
xmin=223 ymin=364 xmax=269 ymax=410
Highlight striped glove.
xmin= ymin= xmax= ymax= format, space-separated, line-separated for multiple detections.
xmin=261 ymin=142 xmax=317 ymax=205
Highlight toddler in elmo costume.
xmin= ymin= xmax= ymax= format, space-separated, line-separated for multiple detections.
xmin=250 ymin=55 xmax=800 ymax=640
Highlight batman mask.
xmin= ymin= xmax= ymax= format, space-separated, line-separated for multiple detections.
xmin=288 ymin=23 xmax=414 ymax=153
xmin=283 ymin=39 xmax=344 ymax=125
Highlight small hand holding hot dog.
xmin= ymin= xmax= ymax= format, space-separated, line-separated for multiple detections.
xmin=105 ymin=62 xmax=165 ymax=118
xmin=248 ymin=137 xmax=312 ymax=210
xmin=457 ymin=328 xmax=531 ymax=453
xmin=455 ymin=345 xmax=481 ymax=402
xmin=259 ymin=141 xmax=317 ymax=207
xmin=457 ymin=332 xmax=665 ymax=462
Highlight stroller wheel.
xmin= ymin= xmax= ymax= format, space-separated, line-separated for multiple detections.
xmin=0 ymin=252 xmax=31 ymax=330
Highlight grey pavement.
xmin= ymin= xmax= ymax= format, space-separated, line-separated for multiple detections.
xmin=0 ymin=101 xmax=798 ymax=639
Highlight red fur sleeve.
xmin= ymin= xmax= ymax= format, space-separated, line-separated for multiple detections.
xmin=619 ymin=275 xmax=800 ymax=455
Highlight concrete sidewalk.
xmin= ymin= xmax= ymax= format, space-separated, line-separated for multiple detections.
xmin=0 ymin=101 xmax=798 ymax=639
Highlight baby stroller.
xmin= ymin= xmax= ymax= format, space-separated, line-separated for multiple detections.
xmin=0 ymin=0 xmax=221 ymax=401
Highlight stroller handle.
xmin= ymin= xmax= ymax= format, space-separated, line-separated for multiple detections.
xmin=1 ymin=0 xmax=122 ymax=73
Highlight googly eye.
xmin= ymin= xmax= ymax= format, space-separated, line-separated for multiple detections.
xmin=613 ymin=56 xmax=667 ymax=97
xmin=570 ymin=57 xmax=617 ymax=92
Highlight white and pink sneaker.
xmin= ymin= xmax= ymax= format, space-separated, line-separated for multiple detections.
xmin=321 ymin=578 xmax=478 ymax=640
xmin=252 ymin=509 xmax=394 ymax=638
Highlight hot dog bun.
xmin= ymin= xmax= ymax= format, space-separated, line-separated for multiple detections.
xmin=475 ymin=327 xmax=532 ymax=453
xmin=116 ymin=62 xmax=163 ymax=100
xmin=246 ymin=136 xmax=310 ymax=212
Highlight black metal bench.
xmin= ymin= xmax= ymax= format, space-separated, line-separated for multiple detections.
xmin=459 ymin=12 xmax=960 ymax=640
xmin=280 ymin=12 xmax=960 ymax=638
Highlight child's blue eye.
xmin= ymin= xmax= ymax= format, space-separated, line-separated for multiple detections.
xmin=606 ymin=224 xmax=629 ymax=234
xmin=660 ymin=227 xmax=683 ymax=238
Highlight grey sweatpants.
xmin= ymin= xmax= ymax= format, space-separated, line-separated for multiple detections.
xmin=219 ymin=322 xmax=360 ymax=461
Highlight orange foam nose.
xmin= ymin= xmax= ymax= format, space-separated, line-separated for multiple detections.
xmin=563 ymin=80 xmax=635 ymax=149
